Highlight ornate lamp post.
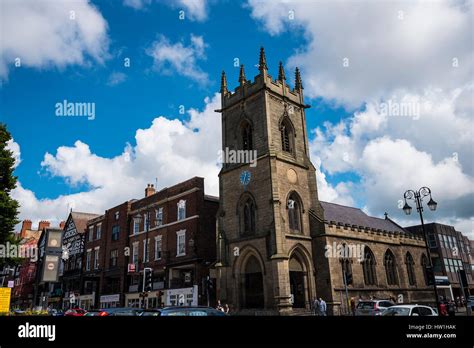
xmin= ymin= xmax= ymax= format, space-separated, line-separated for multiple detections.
xmin=402 ymin=187 xmax=440 ymax=311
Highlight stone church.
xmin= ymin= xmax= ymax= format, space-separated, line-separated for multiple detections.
xmin=215 ymin=48 xmax=435 ymax=315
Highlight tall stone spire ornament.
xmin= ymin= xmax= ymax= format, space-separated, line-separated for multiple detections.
xmin=239 ymin=64 xmax=247 ymax=86
xmin=294 ymin=67 xmax=303 ymax=91
xmin=278 ymin=61 xmax=286 ymax=81
xmin=220 ymin=71 xmax=228 ymax=94
xmin=259 ymin=46 xmax=268 ymax=72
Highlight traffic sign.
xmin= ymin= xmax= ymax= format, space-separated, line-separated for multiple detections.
xmin=0 ymin=288 xmax=12 ymax=313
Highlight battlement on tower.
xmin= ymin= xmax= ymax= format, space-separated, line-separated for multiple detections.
xmin=220 ymin=47 xmax=305 ymax=109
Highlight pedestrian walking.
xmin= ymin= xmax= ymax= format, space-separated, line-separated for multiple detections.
xmin=312 ymin=298 xmax=320 ymax=316
xmin=447 ymin=300 xmax=456 ymax=317
xmin=319 ymin=297 xmax=327 ymax=316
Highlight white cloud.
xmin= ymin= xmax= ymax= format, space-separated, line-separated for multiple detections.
xmin=123 ymin=0 xmax=152 ymax=10
xmin=168 ymin=0 xmax=209 ymax=21
xmin=107 ymin=71 xmax=127 ymax=86
xmin=1 ymin=0 xmax=110 ymax=80
xmin=12 ymin=94 xmax=222 ymax=227
xmin=123 ymin=0 xmax=209 ymax=21
xmin=6 ymin=139 xmax=21 ymax=169
xmin=146 ymin=34 xmax=209 ymax=83
xmin=247 ymin=0 xmax=473 ymax=108
xmin=246 ymin=0 xmax=474 ymax=236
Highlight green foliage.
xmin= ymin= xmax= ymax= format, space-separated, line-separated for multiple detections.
xmin=0 ymin=123 xmax=21 ymax=267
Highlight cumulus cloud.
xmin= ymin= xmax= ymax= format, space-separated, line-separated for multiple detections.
xmin=247 ymin=0 xmax=473 ymax=108
xmin=0 ymin=0 xmax=110 ymax=80
xmin=12 ymin=94 xmax=222 ymax=227
xmin=6 ymin=139 xmax=21 ymax=169
xmin=123 ymin=0 xmax=152 ymax=10
xmin=146 ymin=34 xmax=209 ymax=83
xmin=106 ymin=71 xmax=127 ymax=86
xmin=123 ymin=0 xmax=209 ymax=21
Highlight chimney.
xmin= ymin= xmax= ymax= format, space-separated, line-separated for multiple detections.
xmin=145 ymin=184 xmax=156 ymax=197
xmin=38 ymin=220 xmax=51 ymax=231
xmin=20 ymin=220 xmax=32 ymax=238
xmin=59 ymin=221 xmax=66 ymax=229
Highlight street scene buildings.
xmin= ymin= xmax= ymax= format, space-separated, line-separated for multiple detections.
xmin=5 ymin=50 xmax=474 ymax=315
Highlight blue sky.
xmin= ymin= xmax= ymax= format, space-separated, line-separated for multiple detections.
xmin=1 ymin=0 xmax=472 ymax=236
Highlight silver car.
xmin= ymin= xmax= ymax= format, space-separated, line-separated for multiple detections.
xmin=355 ymin=300 xmax=395 ymax=316
xmin=382 ymin=305 xmax=438 ymax=316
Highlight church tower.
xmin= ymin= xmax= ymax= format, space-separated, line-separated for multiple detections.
xmin=215 ymin=48 xmax=325 ymax=314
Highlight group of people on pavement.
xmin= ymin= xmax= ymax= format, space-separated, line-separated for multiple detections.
xmin=438 ymin=297 xmax=459 ymax=316
xmin=216 ymin=300 xmax=230 ymax=314
xmin=312 ymin=297 xmax=327 ymax=316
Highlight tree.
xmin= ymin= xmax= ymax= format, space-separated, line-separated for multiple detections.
xmin=0 ymin=123 xmax=20 ymax=268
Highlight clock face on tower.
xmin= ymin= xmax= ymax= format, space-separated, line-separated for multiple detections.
xmin=240 ymin=170 xmax=251 ymax=187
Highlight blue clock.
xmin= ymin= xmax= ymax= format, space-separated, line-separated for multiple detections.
xmin=240 ymin=170 xmax=251 ymax=189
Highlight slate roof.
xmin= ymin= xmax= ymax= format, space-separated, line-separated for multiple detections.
xmin=70 ymin=212 xmax=100 ymax=233
xmin=320 ymin=201 xmax=405 ymax=233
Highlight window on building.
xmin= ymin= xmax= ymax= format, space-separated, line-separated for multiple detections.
xmin=280 ymin=117 xmax=294 ymax=154
xmin=288 ymin=193 xmax=302 ymax=233
xmin=110 ymin=249 xmax=118 ymax=268
xmin=112 ymin=225 xmax=120 ymax=241
xmin=384 ymin=250 xmax=398 ymax=285
xmin=341 ymin=246 xmax=352 ymax=285
xmin=86 ymin=250 xmax=92 ymax=271
xmin=88 ymin=226 xmax=94 ymax=241
xmin=155 ymin=236 xmax=162 ymax=260
xmin=362 ymin=248 xmax=377 ymax=285
xmin=143 ymin=239 xmax=150 ymax=262
xmin=132 ymin=242 xmax=139 ymax=265
xmin=405 ymin=252 xmax=416 ymax=286
xmin=241 ymin=121 xmax=253 ymax=151
xmin=133 ymin=218 xmax=140 ymax=234
xmin=94 ymin=247 xmax=100 ymax=269
xmin=156 ymin=208 xmax=163 ymax=227
xmin=177 ymin=200 xmax=186 ymax=221
xmin=176 ymin=230 xmax=186 ymax=257
xmin=143 ymin=213 xmax=148 ymax=231
xmin=239 ymin=196 xmax=256 ymax=236
xmin=96 ymin=223 xmax=102 ymax=240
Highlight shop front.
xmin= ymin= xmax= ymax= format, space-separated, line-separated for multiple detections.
xmin=99 ymin=294 xmax=120 ymax=308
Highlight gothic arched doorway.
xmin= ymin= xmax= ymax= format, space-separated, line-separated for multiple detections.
xmin=242 ymin=256 xmax=264 ymax=308
xmin=289 ymin=253 xmax=307 ymax=308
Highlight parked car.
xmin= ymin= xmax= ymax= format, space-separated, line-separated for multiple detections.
xmin=155 ymin=306 xmax=227 ymax=316
xmin=382 ymin=305 xmax=438 ymax=316
xmin=84 ymin=307 xmax=144 ymax=316
xmin=64 ymin=307 xmax=87 ymax=317
xmin=138 ymin=309 xmax=162 ymax=317
xmin=355 ymin=300 xmax=394 ymax=316
xmin=49 ymin=309 xmax=64 ymax=317
xmin=468 ymin=296 xmax=474 ymax=310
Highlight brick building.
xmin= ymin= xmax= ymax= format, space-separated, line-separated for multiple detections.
xmin=125 ymin=177 xmax=218 ymax=308
xmin=84 ymin=201 xmax=132 ymax=309
xmin=405 ymin=223 xmax=474 ymax=300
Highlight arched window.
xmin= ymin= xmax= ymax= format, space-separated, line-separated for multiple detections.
xmin=421 ymin=254 xmax=430 ymax=286
xmin=384 ymin=250 xmax=398 ymax=285
xmin=239 ymin=196 xmax=256 ymax=236
xmin=241 ymin=121 xmax=253 ymax=151
xmin=362 ymin=247 xmax=377 ymax=285
xmin=405 ymin=252 xmax=416 ymax=286
xmin=287 ymin=193 xmax=302 ymax=233
xmin=280 ymin=118 xmax=294 ymax=154
xmin=341 ymin=244 xmax=353 ymax=285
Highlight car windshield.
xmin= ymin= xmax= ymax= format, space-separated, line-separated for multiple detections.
xmin=357 ymin=302 xmax=375 ymax=309
xmin=382 ymin=307 xmax=411 ymax=316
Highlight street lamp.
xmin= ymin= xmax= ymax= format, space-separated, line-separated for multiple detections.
xmin=402 ymin=186 xmax=440 ymax=311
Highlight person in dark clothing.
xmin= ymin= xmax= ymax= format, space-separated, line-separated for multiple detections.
xmin=447 ymin=300 xmax=456 ymax=316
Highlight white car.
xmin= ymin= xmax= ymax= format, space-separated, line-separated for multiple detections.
xmin=382 ymin=304 xmax=438 ymax=316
